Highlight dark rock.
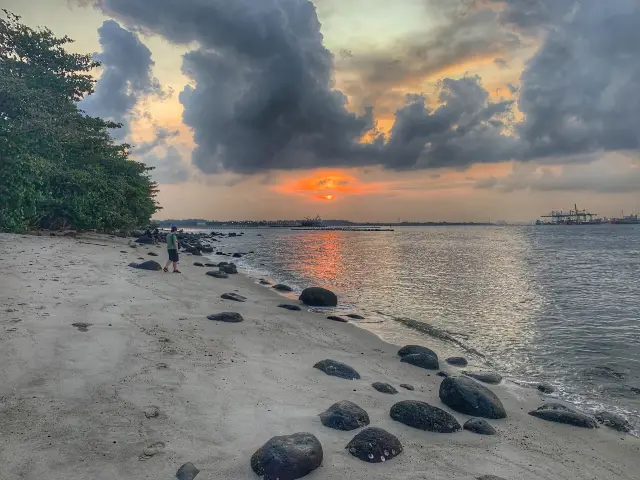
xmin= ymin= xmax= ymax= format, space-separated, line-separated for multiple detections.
xmin=176 ymin=462 xmax=200 ymax=480
xmin=320 ymin=401 xmax=370 ymax=431
xmin=477 ymin=476 xmax=507 ymax=480
xmin=594 ymin=411 xmax=632 ymax=433
xmin=327 ymin=315 xmax=348 ymax=323
xmin=537 ymin=383 xmax=555 ymax=394
xmin=446 ymin=357 xmax=468 ymax=367
xmin=207 ymin=312 xmax=244 ymax=323
xmin=251 ymin=432 xmax=323 ymax=480
xmin=372 ymin=382 xmax=398 ymax=394
xmin=401 ymin=353 xmax=439 ymax=370
xmin=398 ymin=345 xmax=438 ymax=359
xmin=345 ymin=427 xmax=402 ymax=463
xmin=148 ymin=252 xmax=159 ymax=257
xmin=299 ymin=287 xmax=338 ymax=307
xmin=463 ymin=371 xmax=503 ymax=385
xmin=528 ymin=404 xmax=597 ymax=428
xmin=205 ymin=263 xmax=217 ymax=267
xmin=437 ymin=371 xmax=449 ymax=377
xmin=439 ymin=376 xmax=507 ymax=419
xmin=390 ymin=400 xmax=461 ymax=433
xmin=219 ymin=263 xmax=238 ymax=274
xmin=279 ymin=304 xmax=302 ymax=311
xmin=259 ymin=279 xmax=271 ymax=285
xmin=232 ymin=253 xmax=243 ymax=258
xmin=135 ymin=236 xmax=153 ymax=244
xmin=399 ymin=384 xmax=415 ymax=391
xmin=206 ymin=270 xmax=229 ymax=279
xmin=217 ymin=262 xmax=229 ymax=267
xmin=72 ymin=322 xmax=91 ymax=332
xmin=463 ymin=418 xmax=497 ymax=435
xmin=130 ymin=260 xmax=162 ymax=271
xmin=273 ymin=284 xmax=294 ymax=292
xmin=346 ymin=314 xmax=365 ymax=319
xmin=200 ymin=246 xmax=213 ymax=253
xmin=194 ymin=262 xmax=205 ymax=267
xmin=221 ymin=293 xmax=246 ymax=302
xmin=215 ymin=252 xmax=226 ymax=255
xmin=313 ymin=359 xmax=360 ymax=380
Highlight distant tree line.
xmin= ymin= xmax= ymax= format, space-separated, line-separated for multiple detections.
xmin=0 ymin=10 xmax=159 ymax=233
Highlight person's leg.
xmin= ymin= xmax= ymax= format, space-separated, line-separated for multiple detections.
xmin=172 ymin=261 xmax=181 ymax=273
xmin=164 ymin=258 xmax=171 ymax=272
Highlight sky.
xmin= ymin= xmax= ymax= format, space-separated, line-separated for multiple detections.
xmin=6 ymin=0 xmax=640 ymax=221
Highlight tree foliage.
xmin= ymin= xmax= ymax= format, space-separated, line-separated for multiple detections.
xmin=0 ymin=10 xmax=159 ymax=232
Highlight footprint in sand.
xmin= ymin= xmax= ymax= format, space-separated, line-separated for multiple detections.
xmin=139 ymin=441 xmax=166 ymax=461
xmin=72 ymin=322 xmax=92 ymax=332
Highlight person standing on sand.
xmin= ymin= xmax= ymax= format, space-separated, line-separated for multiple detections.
xmin=164 ymin=226 xmax=181 ymax=273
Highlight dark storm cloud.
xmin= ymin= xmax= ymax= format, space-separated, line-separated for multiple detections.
xmin=79 ymin=19 xmax=163 ymax=138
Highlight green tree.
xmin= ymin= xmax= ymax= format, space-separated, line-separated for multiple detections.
xmin=0 ymin=10 xmax=159 ymax=232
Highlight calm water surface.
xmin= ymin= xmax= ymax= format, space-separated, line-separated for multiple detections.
xmin=208 ymin=226 xmax=640 ymax=433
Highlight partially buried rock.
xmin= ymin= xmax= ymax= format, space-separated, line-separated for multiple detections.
xmin=398 ymin=345 xmax=439 ymax=359
xmin=463 ymin=371 xmax=503 ymax=385
xmin=400 ymin=384 xmax=415 ymax=391
xmin=207 ymin=312 xmax=244 ymax=323
xmin=528 ymin=404 xmax=597 ymax=428
xmin=176 ymin=462 xmax=199 ymax=480
xmin=346 ymin=313 xmax=365 ymax=319
xmin=372 ymin=382 xmax=398 ymax=394
xmin=314 ymin=359 xmax=360 ymax=380
xmin=327 ymin=315 xmax=348 ymax=323
xmin=446 ymin=357 xmax=468 ymax=367
xmin=401 ymin=353 xmax=439 ymax=370
xmin=193 ymin=262 xmax=204 ymax=267
xmin=279 ymin=304 xmax=302 ymax=311
xmin=273 ymin=284 xmax=294 ymax=292
xmin=346 ymin=427 xmax=402 ymax=463
xmin=204 ymin=263 xmax=217 ymax=268
xmin=463 ymin=418 xmax=497 ymax=435
xmin=437 ymin=371 xmax=449 ymax=377
xmin=259 ymin=279 xmax=271 ymax=285
xmin=320 ymin=401 xmax=370 ymax=431
xmin=221 ymin=293 xmax=246 ymax=302
xmin=299 ymin=287 xmax=338 ymax=307
xmin=390 ymin=400 xmax=461 ymax=433
xmin=206 ymin=270 xmax=229 ymax=279
xmin=439 ymin=376 xmax=507 ymax=419
xmin=148 ymin=252 xmax=158 ymax=257
xmin=251 ymin=432 xmax=323 ymax=480
xmin=130 ymin=260 xmax=162 ymax=271
xmin=594 ymin=411 xmax=632 ymax=433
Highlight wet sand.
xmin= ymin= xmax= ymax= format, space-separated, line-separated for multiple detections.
xmin=0 ymin=233 xmax=638 ymax=479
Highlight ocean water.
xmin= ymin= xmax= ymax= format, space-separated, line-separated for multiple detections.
xmin=203 ymin=225 xmax=640 ymax=433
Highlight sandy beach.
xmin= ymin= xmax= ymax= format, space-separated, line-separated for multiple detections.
xmin=0 ymin=233 xmax=638 ymax=480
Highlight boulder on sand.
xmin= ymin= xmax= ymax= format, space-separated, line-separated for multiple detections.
xmin=320 ymin=401 xmax=370 ymax=431
xmin=273 ymin=284 xmax=294 ymax=292
xmin=345 ymin=427 xmax=402 ymax=463
xmin=251 ymin=432 xmax=323 ymax=480
xmin=390 ymin=400 xmax=461 ymax=433
xmin=299 ymin=287 xmax=338 ymax=307
xmin=193 ymin=262 xmax=205 ymax=267
xmin=401 ymin=353 xmax=439 ymax=370
xmin=221 ymin=293 xmax=246 ymax=302
xmin=219 ymin=263 xmax=238 ymax=274
xmin=279 ymin=304 xmax=302 ymax=311
xmin=463 ymin=418 xmax=497 ymax=435
xmin=313 ymin=359 xmax=360 ymax=380
xmin=207 ymin=312 xmax=244 ymax=323
xmin=446 ymin=357 xmax=468 ymax=367
xmin=327 ymin=316 xmax=348 ymax=323
xmin=439 ymin=376 xmax=507 ymax=419
xmin=206 ymin=270 xmax=229 ymax=279
xmin=372 ymin=382 xmax=398 ymax=394
xmin=346 ymin=314 xmax=365 ymax=319
xmin=176 ymin=463 xmax=200 ymax=480
xmin=594 ymin=411 xmax=632 ymax=433
xmin=399 ymin=384 xmax=415 ymax=391
xmin=130 ymin=260 xmax=162 ymax=271
xmin=398 ymin=345 xmax=438 ymax=358
xmin=463 ymin=371 xmax=503 ymax=385
xmin=528 ymin=404 xmax=597 ymax=428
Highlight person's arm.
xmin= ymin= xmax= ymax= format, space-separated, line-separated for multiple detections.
xmin=174 ymin=236 xmax=179 ymax=250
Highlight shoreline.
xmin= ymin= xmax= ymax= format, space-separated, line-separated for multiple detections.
xmin=1 ymin=232 xmax=639 ymax=479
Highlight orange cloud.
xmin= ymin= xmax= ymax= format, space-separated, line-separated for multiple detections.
xmin=273 ymin=170 xmax=386 ymax=200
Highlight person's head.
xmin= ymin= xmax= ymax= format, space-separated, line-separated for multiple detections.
xmin=171 ymin=225 xmax=177 ymax=232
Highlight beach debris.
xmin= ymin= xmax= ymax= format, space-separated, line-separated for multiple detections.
xmin=346 ymin=313 xmax=365 ymax=319
xmin=401 ymin=353 xmax=439 ymax=370
xmin=129 ymin=260 xmax=162 ymax=271
xmin=71 ymin=322 xmax=91 ymax=332
xmin=273 ymin=284 xmax=294 ymax=292
xmin=398 ymin=345 xmax=439 ymax=359
xmin=176 ymin=462 xmax=200 ymax=480
xmin=193 ymin=262 xmax=205 ymax=267
xmin=345 ymin=427 xmax=402 ymax=463
xmin=299 ymin=287 xmax=338 ymax=307
xmin=221 ymin=293 xmax=246 ymax=302
xmin=439 ymin=376 xmax=507 ymax=419
xmin=327 ymin=315 xmax=348 ymax=323
xmin=390 ymin=400 xmax=461 ymax=433
xmin=279 ymin=304 xmax=302 ymax=311
xmin=206 ymin=271 xmax=229 ymax=279
xmin=219 ymin=263 xmax=238 ymax=274
xmin=463 ymin=371 xmax=503 ymax=385
xmin=207 ymin=312 xmax=244 ymax=323
xmin=144 ymin=406 xmax=160 ymax=419
xmin=320 ymin=400 xmax=370 ymax=431
xmin=251 ymin=432 xmax=323 ymax=480
xmin=148 ymin=252 xmax=158 ymax=257
xmin=399 ymin=384 xmax=415 ymax=391
xmin=528 ymin=403 xmax=597 ymax=428
xmin=594 ymin=411 xmax=632 ymax=432
xmin=464 ymin=418 xmax=497 ymax=435
xmin=446 ymin=356 xmax=468 ymax=367
xmin=537 ymin=383 xmax=555 ymax=394
xmin=313 ymin=359 xmax=360 ymax=380
xmin=372 ymin=382 xmax=398 ymax=394
xmin=139 ymin=441 xmax=165 ymax=461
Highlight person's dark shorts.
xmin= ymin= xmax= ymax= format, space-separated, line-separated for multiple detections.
xmin=168 ymin=249 xmax=179 ymax=262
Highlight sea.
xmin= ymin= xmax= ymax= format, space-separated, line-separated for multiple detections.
xmin=198 ymin=225 xmax=640 ymax=434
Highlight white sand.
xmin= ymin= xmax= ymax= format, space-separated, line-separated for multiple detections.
xmin=0 ymin=233 xmax=638 ymax=480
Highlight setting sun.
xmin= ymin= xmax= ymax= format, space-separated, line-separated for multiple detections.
xmin=325 ymin=194 xmax=334 ymax=200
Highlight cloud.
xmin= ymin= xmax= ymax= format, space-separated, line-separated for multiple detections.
xmin=78 ymin=19 xmax=164 ymax=138
xmin=142 ymin=146 xmax=189 ymax=185
xmin=132 ymin=126 xmax=180 ymax=156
